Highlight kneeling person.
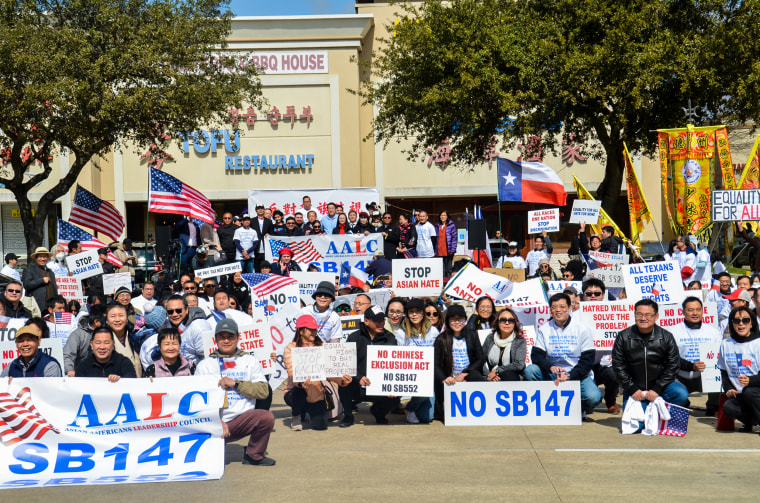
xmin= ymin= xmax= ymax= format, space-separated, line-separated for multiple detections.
xmin=196 ymin=318 xmax=276 ymax=466
xmin=75 ymin=327 xmax=138 ymax=381
xmin=1 ymin=325 xmax=62 ymax=377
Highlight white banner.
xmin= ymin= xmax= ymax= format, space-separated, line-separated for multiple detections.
xmin=569 ymin=200 xmax=602 ymax=224
xmin=249 ymin=187 xmax=379 ymax=217
xmin=290 ymin=272 xmax=335 ymax=305
xmin=711 ymin=189 xmax=760 ymax=222
xmin=528 ymin=208 xmax=559 ymax=233
xmin=445 ymin=264 xmax=547 ymax=308
xmin=0 ymin=377 xmax=224 ymax=488
xmin=102 ymin=273 xmax=132 ymax=296
xmin=443 ymin=381 xmax=582 ymax=426
xmin=55 ymin=277 xmax=84 ymax=304
xmin=546 ymin=281 xmax=582 ymax=295
xmin=365 ymin=346 xmax=434 ymax=397
xmin=264 ymin=233 xmax=382 ymax=272
xmin=580 ymin=301 xmax=636 ymax=350
xmin=194 ymin=262 xmax=242 ymax=280
xmin=0 ymin=340 xmax=64 ymax=373
xmin=392 ymin=257 xmax=443 ymax=296
xmin=66 ymin=250 xmax=103 ymax=280
xmin=623 ymin=261 xmax=686 ymax=305
xmin=201 ymin=321 xmax=275 ymax=375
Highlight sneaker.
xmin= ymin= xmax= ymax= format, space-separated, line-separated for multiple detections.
xmin=607 ymin=404 xmax=621 ymax=414
xmin=339 ymin=415 xmax=354 ymax=428
xmin=406 ymin=410 xmax=420 ymax=424
xmin=291 ymin=416 xmax=302 ymax=431
xmin=242 ymin=449 xmax=276 ymax=466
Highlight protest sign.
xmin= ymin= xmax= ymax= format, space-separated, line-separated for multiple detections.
xmin=194 ymin=262 xmax=242 ymax=280
xmin=325 ymin=343 xmax=357 ymax=377
xmin=580 ymin=301 xmax=636 ymax=350
xmin=586 ymin=250 xmax=630 ymax=288
xmin=264 ymin=233 xmax=382 ymax=272
xmin=0 ymin=340 xmax=64 ymax=373
xmin=392 ymin=257 xmax=443 ymax=296
xmin=0 ymin=376 xmax=224 ymax=488
xmin=443 ymin=381 xmax=582 ymax=426
xmin=569 ymin=200 xmax=602 ymax=224
xmin=528 ymin=208 xmax=559 ymax=234
xmin=102 ymin=272 xmax=132 ymax=295
xmin=700 ymin=341 xmax=723 ymax=393
xmin=65 ymin=250 xmax=103 ymax=280
xmin=445 ymin=264 xmax=547 ymax=307
xmin=485 ymin=268 xmax=525 ymax=282
xmin=623 ymin=261 xmax=686 ymax=304
xmin=365 ymin=346 xmax=434 ymax=397
xmin=249 ymin=188 xmax=379 ymax=217
xmin=291 ymin=346 xmax=326 ymax=382
xmin=340 ymin=315 xmax=362 ymax=342
xmin=291 ymin=271 xmax=335 ymax=305
xmin=711 ymin=189 xmax=760 ymax=222
xmin=546 ymin=281 xmax=582 ymax=295
xmin=658 ymin=302 xmax=719 ymax=330
xmin=522 ymin=325 xmax=536 ymax=365
xmin=201 ymin=321 xmax=275 ymax=375
xmin=55 ymin=276 xmax=84 ymax=304
xmin=513 ymin=305 xmax=552 ymax=333
xmin=0 ymin=318 xmax=26 ymax=343
xmin=334 ymin=289 xmax=393 ymax=314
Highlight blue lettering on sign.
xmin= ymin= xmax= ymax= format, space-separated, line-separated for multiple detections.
xmin=513 ymin=391 xmax=528 ymax=416
xmin=9 ymin=443 xmax=48 ymax=474
xmin=106 ymin=394 xmax=139 ymax=425
xmin=495 ymin=390 xmax=510 ymax=416
xmin=54 ymin=443 xmax=96 ymax=473
xmin=322 ymin=262 xmax=337 ymax=273
xmin=450 ymin=391 xmax=467 ymax=417
xmin=469 ymin=391 xmax=486 ymax=417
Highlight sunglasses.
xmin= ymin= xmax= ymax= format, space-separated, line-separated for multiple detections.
xmin=733 ymin=317 xmax=752 ymax=325
xmin=5 ymin=288 xmax=21 ymax=294
xmin=425 ymin=311 xmax=439 ymax=318
xmin=498 ymin=318 xmax=516 ymax=324
xmin=166 ymin=308 xmax=184 ymax=315
xmin=585 ymin=291 xmax=603 ymax=297
xmin=335 ymin=306 xmax=351 ymax=313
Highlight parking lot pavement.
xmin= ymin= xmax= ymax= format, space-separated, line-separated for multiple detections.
xmin=5 ymin=391 xmax=760 ymax=503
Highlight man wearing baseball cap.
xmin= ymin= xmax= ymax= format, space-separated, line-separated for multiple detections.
xmin=1 ymin=253 xmax=21 ymax=281
xmin=1 ymin=325 xmax=62 ymax=377
xmin=195 ymin=318 xmax=276 ymax=466
xmin=338 ymin=305 xmax=400 ymax=427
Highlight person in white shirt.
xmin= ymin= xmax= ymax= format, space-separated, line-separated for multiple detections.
xmin=525 ymin=292 xmax=602 ymax=417
xmin=296 ymin=195 xmax=320 ymax=220
xmin=196 ymin=318 xmax=276 ymax=466
xmin=48 ymin=244 xmax=69 ymax=278
xmin=213 ymin=289 xmax=253 ymax=325
xmin=130 ymin=281 xmax=157 ymax=314
xmin=526 ymin=236 xmax=550 ymax=277
xmin=495 ymin=242 xmax=527 ymax=269
xmin=1 ymin=253 xmax=21 ymax=281
xmin=300 ymin=281 xmax=342 ymax=342
xmin=415 ymin=211 xmax=437 ymax=258
xmin=234 ymin=214 xmax=260 ymax=274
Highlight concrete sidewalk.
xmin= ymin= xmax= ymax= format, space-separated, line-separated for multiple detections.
xmin=5 ymin=390 xmax=760 ymax=503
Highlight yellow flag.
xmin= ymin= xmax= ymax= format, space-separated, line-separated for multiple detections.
xmin=738 ymin=135 xmax=760 ymax=190
xmin=572 ymin=174 xmax=628 ymax=241
xmin=623 ymin=143 xmax=652 ymax=246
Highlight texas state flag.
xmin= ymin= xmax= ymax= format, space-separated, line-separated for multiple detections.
xmin=497 ymin=158 xmax=567 ymax=206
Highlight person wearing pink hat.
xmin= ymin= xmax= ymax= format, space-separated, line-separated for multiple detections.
xmin=271 ymin=247 xmax=302 ymax=277
xmin=283 ymin=315 xmax=350 ymax=431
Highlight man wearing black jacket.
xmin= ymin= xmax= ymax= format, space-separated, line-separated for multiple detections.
xmin=338 ymin=305 xmax=399 ymax=427
xmin=216 ymin=212 xmax=238 ymax=264
xmin=75 ymin=327 xmax=137 ymax=381
xmin=612 ymin=299 xmax=689 ymax=410
xmin=250 ymin=204 xmax=274 ymax=272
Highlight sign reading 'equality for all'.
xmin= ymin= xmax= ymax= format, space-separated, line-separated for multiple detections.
xmin=711 ymin=189 xmax=760 ymax=222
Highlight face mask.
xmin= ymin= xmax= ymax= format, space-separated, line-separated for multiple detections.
xmin=56 ymin=252 xmax=66 ymax=262
xmin=753 ymin=282 xmax=760 ymax=289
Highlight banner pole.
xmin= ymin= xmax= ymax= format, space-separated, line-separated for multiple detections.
xmin=145 ymin=166 xmax=150 ymax=282
xmin=649 ymin=218 xmax=668 ymax=257
xmin=498 ymin=199 xmax=504 ymax=266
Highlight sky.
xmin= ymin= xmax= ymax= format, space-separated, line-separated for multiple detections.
xmin=229 ymin=0 xmax=356 ymax=16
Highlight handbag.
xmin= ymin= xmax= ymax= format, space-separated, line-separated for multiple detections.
xmin=323 ymin=381 xmax=335 ymax=411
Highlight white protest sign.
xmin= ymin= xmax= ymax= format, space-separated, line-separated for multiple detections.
xmin=102 ymin=272 xmax=132 ymax=295
xmin=65 ymin=250 xmax=103 ymax=280
xmin=528 ymin=208 xmax=559 ymax=234
xmin=586 ymin=250 xmax=630 ymax=288
xmin=340 ymin=315 xmax=363 ymax=343
xmin=700 ymin=341 xmax=723 ymax=393
xmin=55 ymin=276 xmax=84 ymax=303
xmin=522 ymin=325 xmax=536 ymax=365
xmin=546 ymin=281 xmax=582 ymax=295
xmin=201 ymin=321 xmax=275 ymax=375
xmin=365 ymin=346 xmax=434 ymax=397
xmin=623 ymin=261 xmax=686 ymax=304
xmin=711 ymin=189 xmax=760 ymax=222
xmin=291 ymin=271 xmax=335 ymax=305
xmin=325 ymin=343 xmax=357 ymax=377
xmin=0 ymin=340 xmax=64 ymax=373
xmin=334 ymin=289 xmax=393 ymax=313
xmin=291 ymin=346 xmax=326 ymax=382
xmin=0 ymin=318 xmax=26 ymax=343
xmin=477 ymin=329 xmax=491 ymax=346
xmin=392 ymin=257 xmax=443 ymax=296
xmin=444 ymin=381 xmax=582 ymax=426
xmin=569 ymin=200 xmax=602 ymax=224
xmin=194 ymin=262 xmax=242 ymax=280
xmin=580 ymin=301 xmax=636 ymax=350
xmin=657 ymin=302 xmax=719 ymax=331
xmin=446 ymin=264 xmax=546 ymax=307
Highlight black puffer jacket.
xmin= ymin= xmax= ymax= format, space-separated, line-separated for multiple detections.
xmin=611 ymin=324 xmax=680 ymax=396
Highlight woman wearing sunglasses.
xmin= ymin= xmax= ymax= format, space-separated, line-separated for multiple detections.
xmin=424 ymin=301 xmax=444 ymax=332
xmin=719 ymin=305 xmax=760 ymax=432
xmin=334 ymin=299 xmax=353 ymax=317
xmin=482 ymin=307 xmax=526 ymax=382
xmin=395 ymin=298 xmax=439 ymax=424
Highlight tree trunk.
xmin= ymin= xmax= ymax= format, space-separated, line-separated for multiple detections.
xmin=13 ymin=190 xmax=46 ymax=257
xmin=597 ymin=142 xmax=625 ymax=219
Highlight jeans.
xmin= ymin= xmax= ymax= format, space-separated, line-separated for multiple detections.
xmin=593 ymin=363 xmax=619 ymax=407
xmin=621 ymin=381 xmax=690 ymax=411
xmin=239 ymin=258 xmax=255 ymax=274
xmin=405 ymin=396 xmax=434 ymax=423
xmin=524 ymin=364 xmax=603 ymax=413
xmin=284 ymin=387 xmax=328 ymax=430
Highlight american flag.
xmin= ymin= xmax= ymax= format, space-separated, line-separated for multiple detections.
xmin=149 ymin=167 xmax=214 ymax=224
xmin=57 ymin=219 xmax=123 ymax=268
xmin=0 ymin=387 xmax=60 ymax=446
xmin=69 ymin=185 xmax=125 ymax=242
xmin=658 ymin=403 xmax=689 ymax=437
xmin=53 ymin=312 xmax=73 ymax=325
xmin=269 ymin=238 xmax=322 ymax=263
xmin=241 ymin=273 xmax=298 ymax=298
